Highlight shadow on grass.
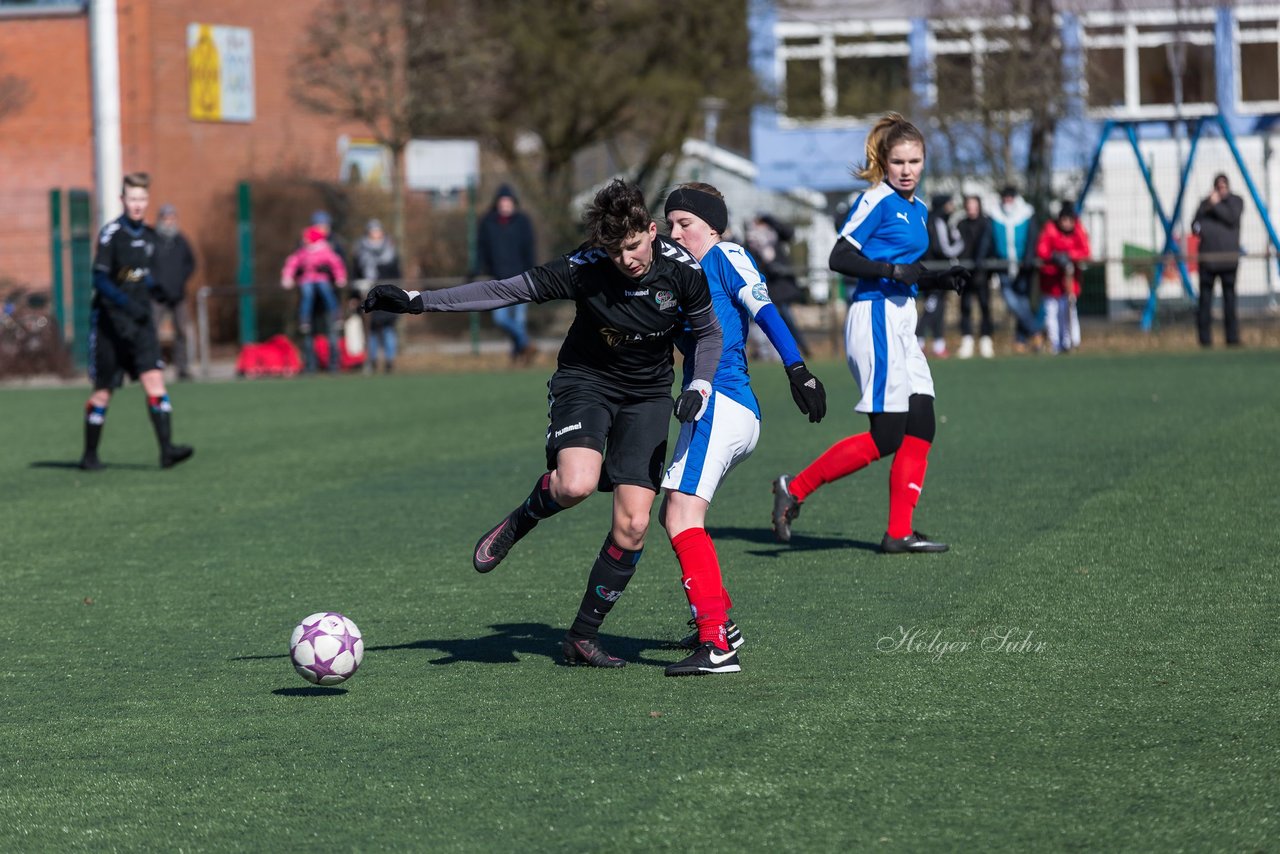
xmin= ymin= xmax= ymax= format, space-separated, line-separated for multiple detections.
xmin=272 ymin=686 xmax=348 ymax=697
xmin=31 ymin=460 xmax=155 ymax=471
xmin=710 ymin=525 xmax=881 ymax=555
xmin=367 ymin=621 xmax=675 ymax=668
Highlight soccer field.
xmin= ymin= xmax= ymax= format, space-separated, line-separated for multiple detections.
xmin=2 ymin=350 xmax=1276 ymax=851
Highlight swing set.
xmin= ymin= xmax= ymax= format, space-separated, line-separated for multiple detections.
xmin=1076 ymin=114 xmax=1280 ymax=330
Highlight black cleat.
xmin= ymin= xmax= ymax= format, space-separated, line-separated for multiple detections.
xmin=677 ymin=618 xmax=744 ymax=651
xmin=665 ymin=642 xmax=741 ymax=677
xmin=771 ymin=474 xmax=802 ymax=543
xmin=160 ymin=445 xmax=194 ymax=469
xmin=79 ymin=454 xmax=104 ymax=471
xmin=473 ymin=509 xmax=522 ymax=573
xmin=561 ymin=636 xmax=626 ymax=668
xmin=880 ymin=531 xmax=949 ymax=554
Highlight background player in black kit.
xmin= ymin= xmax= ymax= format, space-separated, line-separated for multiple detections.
xmin=80 ymin=172 xmax=194 ymax=471
xmin=362 ymin=179 xmax=723 ymax=667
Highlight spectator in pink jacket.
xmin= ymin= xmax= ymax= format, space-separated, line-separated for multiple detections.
xmin=282 ymin=226 xmax=348 ymax=373
xmin=1036 ymin=202 xmax=1091 ymax=354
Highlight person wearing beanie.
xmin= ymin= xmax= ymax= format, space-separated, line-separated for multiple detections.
xmin=658 ymin=181 xmax=827 ymax=676
xmin=1035 ymin=201 xmax=1091 ymax=354
xmin=281 ymin=224 xmax=348 ymax=373
xmin=353 ymin=218 xmax=403 ymax=373
xmin=361 ymin=178 xmax=723 ymax=669
xmin=475 ymin=184 xmax=537 ymax=363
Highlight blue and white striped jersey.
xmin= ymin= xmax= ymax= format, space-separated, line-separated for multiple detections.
xmin=839 ymin=183 xmax=929 ymax=301
xmin=671 ymin=238 xmax=779 ymax=418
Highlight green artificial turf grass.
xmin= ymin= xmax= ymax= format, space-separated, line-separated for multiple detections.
xmin=1 ymin=351 xmax=1276 ymax=851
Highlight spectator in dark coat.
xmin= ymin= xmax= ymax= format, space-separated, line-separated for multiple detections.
xmin=475 ymin=185 xmax=537 ymax=362
xmin=353 ymin=219 xmax=403 ymax=373
xmin=1192 ymin=174 xmax=1244 ymax=347
xmin=151 ymin=204 xmax=197 ymax=379
xmin=955 ymin=195 xmax=995 ymax=359
xmin=917 ymin=194 xmax=963 ymax=358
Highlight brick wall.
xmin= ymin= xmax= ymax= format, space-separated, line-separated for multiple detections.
xmin=0 ymin=1 xmax=364 ymax=300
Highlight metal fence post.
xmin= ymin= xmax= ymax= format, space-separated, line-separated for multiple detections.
xmin=237 ymin=182 xmax=256 ymax=345
xmin=68 ymin=189 xmax=93 ymax=367
xmin=196 ymin=286 xmax=211 ymax=379
xmin=49 ymin=189 xmax=66 ymax=341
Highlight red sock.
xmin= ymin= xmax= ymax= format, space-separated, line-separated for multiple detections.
xmin=707 ymin=538 xmax=733 ymax=613
xmin=790 ymin=433 xmax=880 ymax=503
xmin=671 ymin=527 xmax=729 ymax=650
xmin=887 ymin=436 xmax=931 ymax=538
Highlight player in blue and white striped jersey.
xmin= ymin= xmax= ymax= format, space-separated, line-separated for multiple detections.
xmin=771 ymin=113 xmax=969 ymax=555
xmin=657 ymin=183 xmax=827 ymax=676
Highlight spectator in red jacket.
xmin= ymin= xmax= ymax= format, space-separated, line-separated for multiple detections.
xmin=1036 ymin=202 xmax=1091 ymax=354
xmin=282 ymin=226 xmax=348 ymax=373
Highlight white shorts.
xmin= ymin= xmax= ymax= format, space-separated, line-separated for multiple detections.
xmin=662 ymin=391 xmax=761 ymax=502
xmin=845 ymin=296 xmax=935 ymax=413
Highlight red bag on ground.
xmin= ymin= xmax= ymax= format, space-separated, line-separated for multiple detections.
xmin=312 ymin=335 xmax=365 ymax=371
xmin=235 ymin=335 xmax=303 ymax=378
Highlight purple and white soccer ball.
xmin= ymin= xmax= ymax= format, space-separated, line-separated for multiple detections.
xmin=289 ymin=612 xmax=364 ymax=685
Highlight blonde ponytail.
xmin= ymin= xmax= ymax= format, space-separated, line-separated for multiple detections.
xmin=855 ymin=112 xmax=926 ymax=185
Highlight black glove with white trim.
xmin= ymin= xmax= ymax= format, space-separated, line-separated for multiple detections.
xmin=785 ymin=362 xmax=826 ymax=423
xmin=674 ymin=379 xmax=712 ymax=423
xmin=361 ymin=284 xmax=425 ymax=315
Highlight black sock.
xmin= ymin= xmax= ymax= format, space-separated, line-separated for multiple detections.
xmin=512 ymin=472 xmax=563 ymax=539
xmin=83 ymin=403 xmax=107 ymax=457
xmin=568 ymin=536 xmax=642 ymax=640
xmin=147 ymin=395 xmax=173 ymax=450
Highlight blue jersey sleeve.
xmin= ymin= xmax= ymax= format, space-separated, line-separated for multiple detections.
xmin=841 ymin=191 xmax=884 ymax=251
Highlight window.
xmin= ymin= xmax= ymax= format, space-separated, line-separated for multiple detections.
xmin=927 ymin=18 xmax=1035 ymax=117
xmin=776 ymin=20 xmax=911 ymax=124
xmin=1081 ymin=10 xmax=1217 ymax=117
xmin=1236 ymin=13 xmax=1280 ymax=108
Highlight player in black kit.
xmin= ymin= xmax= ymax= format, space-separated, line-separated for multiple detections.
xmin=362 ymin=179 xmax=723 ymax=667
xmin=79 ymin=172 xmax=194 ymax=471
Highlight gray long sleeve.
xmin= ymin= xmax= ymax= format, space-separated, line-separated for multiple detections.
xmin=418 ymin=274 xmax=536 ymax=312
xmin=685 ymin=307 xmax=723 ymax=387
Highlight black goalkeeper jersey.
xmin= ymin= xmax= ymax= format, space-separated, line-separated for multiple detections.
xmin=92 ymin=216 xmax=157 ymax=311
xmin=524 ymin=237 xmax=713 ymax=393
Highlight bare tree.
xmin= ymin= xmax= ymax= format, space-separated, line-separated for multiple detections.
xmin=923 ymin=0 xmax=1065 ymax=215
xmin=291 ymin=0 xmax=494 ymax=257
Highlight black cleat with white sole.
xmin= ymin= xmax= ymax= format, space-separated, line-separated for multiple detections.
xmin=473 ymin=509 xmax=522 ymax=573
xmin=771 ymin=474 xmax=802 ymax=543
xmin=665 ymin=642 xmax=741 ymax=676
xmin=880 ymin=531 xmax=949 ymax=554
xmin=561 ymin=636 xmax=626 ymax=668
xmin=676 ymin=618 xmax=744 ymax=651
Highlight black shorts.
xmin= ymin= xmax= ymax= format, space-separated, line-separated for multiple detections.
xmin=545 ymin=375 xmax=672 ymax=492
xmin=89 ymin=307 xmax=164 ymax=390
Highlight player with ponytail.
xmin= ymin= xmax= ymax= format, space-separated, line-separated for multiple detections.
xmin=771 ymin=113 xmax=969 ymax=553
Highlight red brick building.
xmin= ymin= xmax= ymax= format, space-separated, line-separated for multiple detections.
xmin=0 ymin=0 xmax=362 ymax=302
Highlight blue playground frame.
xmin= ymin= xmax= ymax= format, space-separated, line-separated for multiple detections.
xmin=1076 ymin=115 xmax=1280 ymax=330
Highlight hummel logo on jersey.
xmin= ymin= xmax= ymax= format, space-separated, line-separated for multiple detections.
xmin=660 ymin=241 xmax=701 ymax=270
xmin=708 ymin=647 xmax=736 ymax=665
xmin=895 ymin=211 xmax=910 ymax=223
xmin=624 ymin=289 xmax=650 ymax=297
xmin=553 ymin=422 xmax=582 ymax=439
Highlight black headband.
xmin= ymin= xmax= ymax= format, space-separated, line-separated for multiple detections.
xmin=664 ymin=188 xmax=728 ymax=234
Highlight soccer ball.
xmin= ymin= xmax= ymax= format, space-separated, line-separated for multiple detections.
xmin=289 ymin=612 xmax=364 ymax=685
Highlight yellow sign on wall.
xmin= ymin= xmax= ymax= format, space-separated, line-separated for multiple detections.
xmin=187 ymin=24 xmax=254 ymax=123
